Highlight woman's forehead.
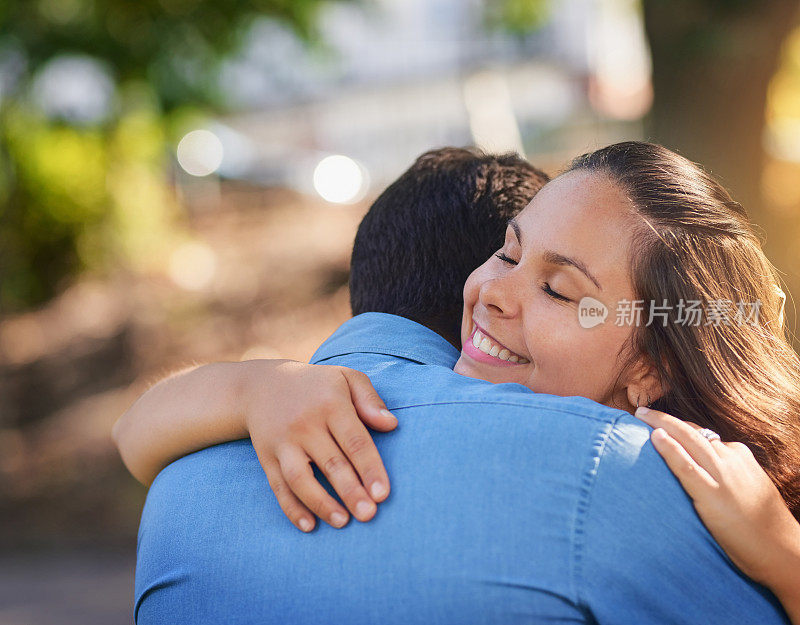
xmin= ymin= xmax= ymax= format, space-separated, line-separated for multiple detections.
xmin=517 ymin=171 xmax=632 ymax=236
xmin=513 ymin=170 xmax=637 ymax=292
xmin=525 ymin=170 xmax=630 ymax=216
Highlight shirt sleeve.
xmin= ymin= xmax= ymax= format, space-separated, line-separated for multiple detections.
xmin=576 ymin=416 xmax=790 ymax=625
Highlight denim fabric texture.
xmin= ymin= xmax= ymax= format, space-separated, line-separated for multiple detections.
xmin=135 ymin=313 xmax=789 ymax=624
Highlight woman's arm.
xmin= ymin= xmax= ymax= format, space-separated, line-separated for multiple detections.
xmin=635 ymin=406 xmax=800 ymax=625
xmin=112 ymin=359 xmax=397 ymax=531
xmin=112 ymin=361 xmax=250 ymax=486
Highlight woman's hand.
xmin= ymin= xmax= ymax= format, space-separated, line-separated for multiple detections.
xmin=634 ymin=406 xmax=800 ymax=610
xmin=240 ymin=360 xmax=398 ymax=533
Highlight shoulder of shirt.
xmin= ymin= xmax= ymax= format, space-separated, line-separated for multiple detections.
xmin=386 ymin=349 xmax=633 ymax=419
xmin=310 ymin=313 xmax=461 ymax=368
xmin=390 ymin=380 xmax=632 ymax=428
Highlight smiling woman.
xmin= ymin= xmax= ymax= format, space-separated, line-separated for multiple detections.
xmin=455 ymin=168 xmax=644 ymax=408
xmin=458 ymin=141 xmax=800 ymax=524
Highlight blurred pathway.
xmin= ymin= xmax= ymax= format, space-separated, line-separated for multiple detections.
xmin=0 ymin=549 xmax=135 ymax=625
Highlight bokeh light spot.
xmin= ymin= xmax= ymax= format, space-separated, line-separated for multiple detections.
xmin=312 ymin=155 xmax=367 ymax=204
xmin=168 ymin=240 xmax=217 ymax=291
xmin=176 ymin=130 xmax=224 ymax=177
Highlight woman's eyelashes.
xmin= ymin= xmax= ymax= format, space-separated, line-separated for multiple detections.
xmin=494 ymin=251 xmax=518 ymax=265
xmin=495 ymin=251 xmax=572 ymax=303
xmin=541 ymin=282 xmax=571 ymax=302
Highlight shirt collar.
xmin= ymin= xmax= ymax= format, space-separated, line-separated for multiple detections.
xmin=310 ymin=313 xmax=461 ymax=368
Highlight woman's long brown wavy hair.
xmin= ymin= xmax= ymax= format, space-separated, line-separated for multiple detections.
xmin=568 ymin=141 xmax=800 ymax=520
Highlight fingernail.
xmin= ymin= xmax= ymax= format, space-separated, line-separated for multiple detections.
xmin=298 ymin=518 xmax=313 ymax=532
xmin=331 ymin=512 xmax=348 ymax=528
xmin=635 ymin=406 xmax=650 ymax=417
xmin=356 ymin=500 xmax=375 ymax=519
xmin=652 ymin=427 xmax=667 ymax=441
xmin=370 ymin=481 xmax=387 ymax=500
xmin=380 ymin=409 xmax=397 ymax=422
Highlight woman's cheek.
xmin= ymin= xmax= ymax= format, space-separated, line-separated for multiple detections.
xmin=462 ymin=273 xmax=477 ymax=303
xmin=583 ymin=328 xmax=627 ymax=386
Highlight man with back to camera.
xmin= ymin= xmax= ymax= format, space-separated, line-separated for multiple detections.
xmin=133 ymin=148 xmax=789 ymax=624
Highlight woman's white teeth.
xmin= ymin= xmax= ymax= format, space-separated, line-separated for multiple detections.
xmin=471 ymin=328 xmax=529 ymax=363
xmin=472 ymin=331 xmax=482 ymax=348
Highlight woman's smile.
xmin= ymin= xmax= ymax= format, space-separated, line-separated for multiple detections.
xmin=462 ymin=321 xmax=530 ymax=367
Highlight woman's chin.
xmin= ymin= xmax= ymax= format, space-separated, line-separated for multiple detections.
xmin=453 ymin=356 xmax=472 ymax=377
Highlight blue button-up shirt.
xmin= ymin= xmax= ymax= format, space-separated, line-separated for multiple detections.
xmin=135 ymin=313 xmax=788 ymax=624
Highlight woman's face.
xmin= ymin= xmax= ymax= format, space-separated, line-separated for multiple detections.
xmin=454 ymin=169 xmax=644 ymax=411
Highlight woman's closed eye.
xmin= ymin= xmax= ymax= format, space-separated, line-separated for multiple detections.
xmin=494 ymin=251 xmax=518 ymax=265
xmin=541 ymin=282 xmax=570 ymax=303
xmin=495 ymin=252 xmax=572 ymax=303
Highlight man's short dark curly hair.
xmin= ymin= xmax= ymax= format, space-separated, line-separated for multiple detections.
xmin=349 ymin=147 xmax=549 ymax=346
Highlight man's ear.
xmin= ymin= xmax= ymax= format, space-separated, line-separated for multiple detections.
xmin=625 ymin=357 xmax=668 ymax=408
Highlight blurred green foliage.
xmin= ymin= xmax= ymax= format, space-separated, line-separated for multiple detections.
xmin=0 ymin=0 xmax=344 ymax=313
xmin=1 ymin=106 xmax=107 ymax=306
xmin=0 ymin=0 xmax=335 ymax=109
xmin=484 ymin=0 xmax=549 ymax=36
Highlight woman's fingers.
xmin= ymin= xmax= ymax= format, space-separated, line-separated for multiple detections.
xmin=339 ymin=368 xmax=398 ymax=433
xmin=328 ymin=411 xmax=391 ymax=502
xmin=276 ymin=444 xmax=351 ymax=529
xmin=306 ymin=435 xmax=378 ymax=523
xmin=634 ymin=406 xmax=725 ymax=482
xmin=259 ymin=454 xmax=316 ymax=533
xmin=650 ymin=428 xmax=719 ymax=499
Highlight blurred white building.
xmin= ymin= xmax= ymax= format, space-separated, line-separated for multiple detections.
xmin=181 ymin=0 xmax=652 ymax=197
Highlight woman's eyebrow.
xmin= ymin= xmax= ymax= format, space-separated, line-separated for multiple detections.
xmin=507 ymin=218 xmax=602 ymax=291
xmin=542 ymin=250 xmax=602 ymax=291
xmin=508 ymin=218 xmax=522 ymax=243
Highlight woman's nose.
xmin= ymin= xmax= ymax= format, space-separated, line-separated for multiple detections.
xmin=479 ymin=274 xmax=518 ymax=317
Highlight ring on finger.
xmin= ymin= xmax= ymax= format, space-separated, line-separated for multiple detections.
xmin=698 ymin=428 xmax=721 ymax=442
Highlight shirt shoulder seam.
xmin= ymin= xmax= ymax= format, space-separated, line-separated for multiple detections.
xmin=312 ymin=350 xmax=433 ymax=366
xmin=389 ymin=400 xmax=624 ymax=425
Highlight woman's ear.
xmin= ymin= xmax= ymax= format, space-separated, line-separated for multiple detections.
xmin=625 ymin=357 xmax=667 ymax=408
